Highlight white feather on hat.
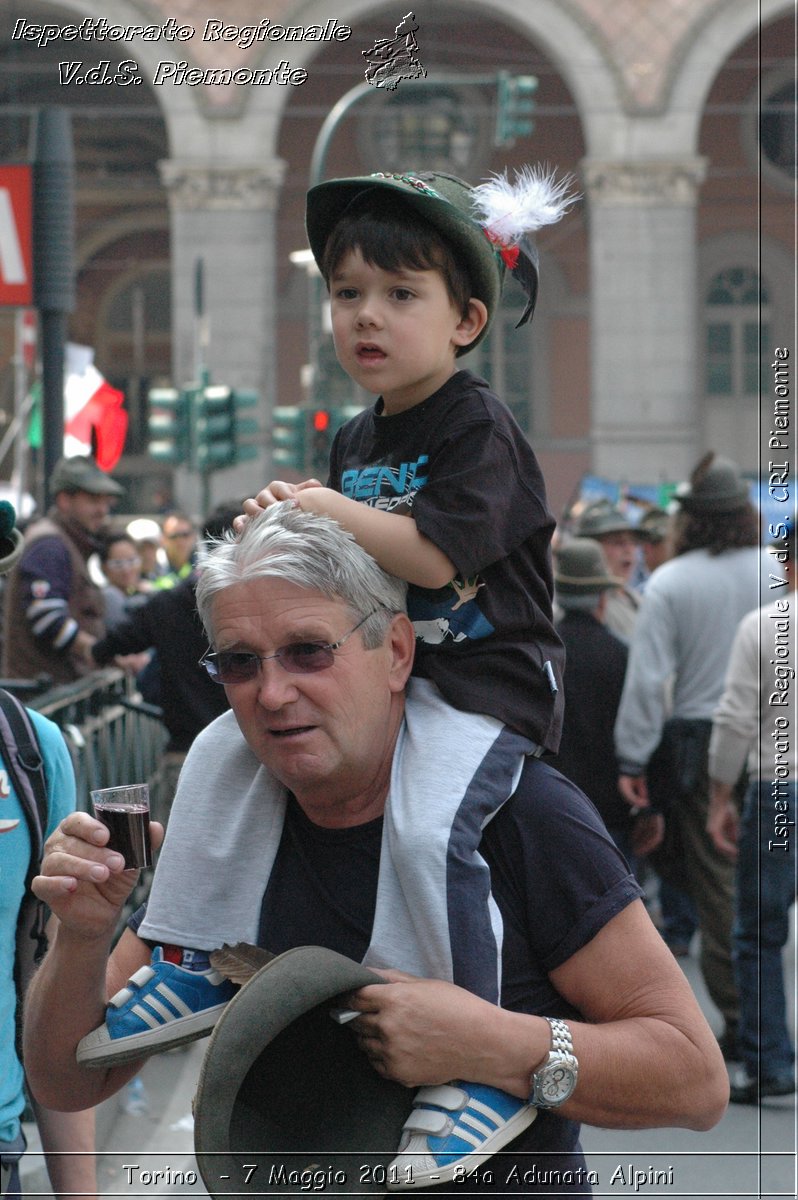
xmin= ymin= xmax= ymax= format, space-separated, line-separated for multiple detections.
xmin=472 ymin=166 xmax=579 ymax=247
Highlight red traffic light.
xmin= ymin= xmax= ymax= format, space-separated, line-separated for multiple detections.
xmin=312 ymin=409 xmax=330 ymax=432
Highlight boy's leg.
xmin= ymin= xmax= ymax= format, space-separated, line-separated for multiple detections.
xmin=76 ymin=945 xmax=237 ymax=1067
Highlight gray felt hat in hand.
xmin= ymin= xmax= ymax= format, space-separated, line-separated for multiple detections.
xmin=193 ymin=946 xmax=414 ymax=1198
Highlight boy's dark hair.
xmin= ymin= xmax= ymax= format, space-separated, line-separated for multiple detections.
xmin=320 ymin=194 xmax=474 ymax=319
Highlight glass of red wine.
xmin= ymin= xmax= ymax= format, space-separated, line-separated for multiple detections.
xmin=90 ymin=783 xmax=152 ymax=869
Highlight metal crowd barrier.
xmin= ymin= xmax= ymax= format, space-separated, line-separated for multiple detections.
xmin=12 ymin=668 xmax=170 ymax=929
xmin=22 ymin=668 xmax=169 ymax=809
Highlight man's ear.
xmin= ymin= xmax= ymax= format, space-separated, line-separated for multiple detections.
xmin=453 ymin=298 xmax=489 ymax=350
xmin=386 ymin=613 xmax=416 ymax=692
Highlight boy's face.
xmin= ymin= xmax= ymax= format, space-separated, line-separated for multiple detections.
xmin=329 ymin=249 xmax=487 ymax=415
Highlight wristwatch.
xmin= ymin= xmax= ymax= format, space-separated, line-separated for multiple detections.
xmin=529 ymin=1017 xmax=579 ymax=1108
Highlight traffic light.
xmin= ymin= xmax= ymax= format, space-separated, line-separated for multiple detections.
xmin=192 ymin=385 xmax=261 ymax=470
xmin=271 ymin=406 xmax=306 ymax=471
xmin=194 ymin=385 xmax=235 ymax=470
xmin=230 ymin=388 xmax=260 ymax=464
xmin=310 ymin=409 xmax=331 ymax=474
xmin=147 ymin=386 xmax=189 ymax=463
xmin=495 ymin=71 xmax=538 ymax=145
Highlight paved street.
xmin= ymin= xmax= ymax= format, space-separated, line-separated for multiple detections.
xmin=21 ymin=929 xmax=796 ymax=1199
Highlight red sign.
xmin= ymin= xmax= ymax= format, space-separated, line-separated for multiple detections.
xmin=0 ymin=166 xmax=33 ymax=306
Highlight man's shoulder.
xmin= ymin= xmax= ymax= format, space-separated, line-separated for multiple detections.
xmin=19 ymin=520 xmax=67 ymax=559
xmin=509 ymin=758 xmax=602 ymax=823
xmin=488 ymin=758 xmax=623 ymax=862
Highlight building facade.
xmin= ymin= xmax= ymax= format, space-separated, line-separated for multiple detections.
xmin=0 ymin=0 xmax=793 ymax=516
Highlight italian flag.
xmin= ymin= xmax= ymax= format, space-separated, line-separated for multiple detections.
xmin=28 ymin=342 xmax=128 ymax=471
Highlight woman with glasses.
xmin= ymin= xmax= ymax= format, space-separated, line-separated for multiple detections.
xmin=98 ymin=531 xmax=151 ymax=631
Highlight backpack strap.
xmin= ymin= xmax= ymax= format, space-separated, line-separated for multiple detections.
xmin=0 ymin=689 xmax=50 ymax=966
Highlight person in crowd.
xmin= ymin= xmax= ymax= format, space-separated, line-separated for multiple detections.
xmin=25 ymin=505 xmax=728 ymax=1195
xmin=615 ymin=452 xmax=772 ymax=1061
xmin=98 ymin=531 xmax=150 ymax=631
xmin=2 ymin=456 xmax=123 ymax=685
xmin=125 ymin=518 xmax=164 ymax=586
xmin=707 ymin=524 xmax=796 ymax=1104
xmin=552 ymin=538 xmax=648 ymax=872
xmin=629 ymin=504 xmax=699 ymax=956
xmin=636 ymin=507 xmax=673 ymax=585
xmin=86 ymin=504 xmax=238 ymax=821
xmin=152 ymin=512 xmax=197 ymax=590
xmin=573 ymin=500 xmax=640 ymax=643
xmin=0 ymin=505 xmax=97 ymax=1200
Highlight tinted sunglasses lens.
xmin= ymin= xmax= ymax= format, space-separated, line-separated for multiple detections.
xmin=207 ymin=653 xmax=259 ymax=684
xmin=279 ymin=643 xmax=335 ymax=673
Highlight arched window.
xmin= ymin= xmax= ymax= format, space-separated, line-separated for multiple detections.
xmin=704 ymin=266 xmax=769 ymax=463
xmin=471 ymin=287 xmax=533 ymax=433
xmin=705 ymin=267 xmax=769 ymax=396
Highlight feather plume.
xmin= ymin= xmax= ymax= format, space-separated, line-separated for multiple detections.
xmin=472 ymin=167 xmax=579 ymax=246
xmin=210 ymin=942 xmax=275 ymax=986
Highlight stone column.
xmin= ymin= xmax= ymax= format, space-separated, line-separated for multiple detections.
xmin=158 ymin=157 xmax=286 ymax=508
xmin=582 ymin=157 xmax=708 ymax=484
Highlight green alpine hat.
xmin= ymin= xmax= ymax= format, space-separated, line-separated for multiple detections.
xmin=306 ymin=168 xmax=577 ymax=350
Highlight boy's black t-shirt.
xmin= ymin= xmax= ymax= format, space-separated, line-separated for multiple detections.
xmin=328 ymin=369 xmax=564 ymax=751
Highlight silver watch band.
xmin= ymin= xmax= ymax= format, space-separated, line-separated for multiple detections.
xmin=546 ymin=1016 xmax=574 ymax=1054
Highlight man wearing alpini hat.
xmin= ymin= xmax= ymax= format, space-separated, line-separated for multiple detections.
xmin=2 ymin=455 xmax=123 ymax=685
xmin=574 ymin=500 xmax=641 ymax=643
xmin=553 ymin=538 xmax=643 ymax=868
xmin=615 ymin=452 xmax=771 ymax=1062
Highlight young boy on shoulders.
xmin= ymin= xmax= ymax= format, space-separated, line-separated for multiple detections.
xmin=251 ymin=168 xmax=574 ymax=749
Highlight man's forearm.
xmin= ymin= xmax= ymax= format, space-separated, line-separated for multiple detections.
xmin=34 ymin=1103 xmax=97 ymax=1200
xmin=24 ymin=924 xmax=138 ymax=1111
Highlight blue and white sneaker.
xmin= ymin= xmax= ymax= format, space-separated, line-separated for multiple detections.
xmin=76 ymin=946 xmax=237 ymax=1067
xmin=387 ymin=1081 xmax=537 ymax=1190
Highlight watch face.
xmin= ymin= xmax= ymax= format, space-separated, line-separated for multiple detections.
xmin=538 ymin=1063 xmax=577 ymax=1105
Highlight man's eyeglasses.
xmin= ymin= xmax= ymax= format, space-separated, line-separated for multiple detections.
xmin=199 ymin=611 xmax=380 ymax=685
xmin=164 ymin=530 xmax=193 ymax=540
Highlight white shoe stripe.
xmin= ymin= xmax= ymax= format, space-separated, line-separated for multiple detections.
xmin=142 ymin=994 xmax=180 ymax=1023
xmin=467 ymin=1098 xmax=507 ymax=1126
xmin=460 ymin=1112 xmax=496 ymax=1137
xmin=448 ymin=1125 xmax=482 ymax=1149
xmin=155 ymin=983 xmax=193 ymax=1017
xmin=130 ymin=1003 xmax=163 ymax=1030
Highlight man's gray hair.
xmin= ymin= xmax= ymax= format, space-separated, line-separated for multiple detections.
xmin=195 ymin=502 xmax=408 ymax=648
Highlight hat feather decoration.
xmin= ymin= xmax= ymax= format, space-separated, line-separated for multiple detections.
xmin=471 ymin=166 xmax=579 ymax=327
